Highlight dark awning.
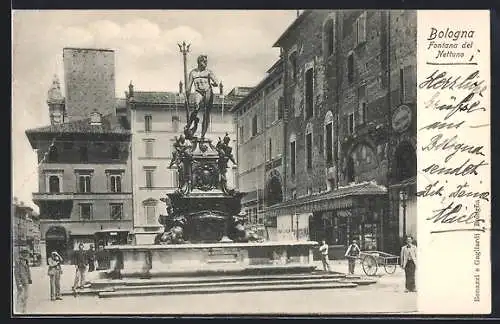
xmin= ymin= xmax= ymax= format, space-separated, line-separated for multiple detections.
xmin=266 ymin=181 xmax=387 ymax=218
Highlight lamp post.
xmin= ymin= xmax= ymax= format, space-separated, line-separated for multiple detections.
xmin=399 ymin=188 xmax=408 ymax=240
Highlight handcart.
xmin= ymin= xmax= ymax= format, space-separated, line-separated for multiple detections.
xmin=358 ymin=251 xmax=399 ymax=276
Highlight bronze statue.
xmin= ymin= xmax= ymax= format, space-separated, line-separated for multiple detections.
xmin=184 ymin=55 xmax=221 ymax=139
xmin=169 ymin=135 xmax=192 ymax=169
xmin=154 ymin=216 xmax=187 ymax=245
xmin=169 ymin=135 xmax=193 ymax=193
xmin=216 ymin=133 xmax=237 ymax=193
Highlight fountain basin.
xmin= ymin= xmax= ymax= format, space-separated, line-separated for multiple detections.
xmin=105 ymin=241 xmax=318 ymax=278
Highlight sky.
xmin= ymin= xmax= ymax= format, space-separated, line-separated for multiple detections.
xmin=12 ymin=10 xmax=298 ymax=212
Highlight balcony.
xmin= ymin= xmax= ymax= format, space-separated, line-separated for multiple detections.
xmin=33 ymin=192 xmax=133 ymax=202
xmin=32 ymin=192 xmax=74 ymax=202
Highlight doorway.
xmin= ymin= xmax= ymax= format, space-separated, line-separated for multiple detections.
xmin=45 ymin=226 xmax=67 ymax=263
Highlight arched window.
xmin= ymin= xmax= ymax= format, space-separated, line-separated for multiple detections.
xmin=323 ymin=17 xmax=335 ymax=57
xmin=394 ymin=142 xmax=416 ymax=182
xmin=324 ymin=111 xmax=334 ymax=165
xmin=49 ymin=176 xmax=60 ymax=193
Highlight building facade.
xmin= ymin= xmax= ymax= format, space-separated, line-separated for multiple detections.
xmin=263 ymin=10 xmax=416 ymax=256
xmin=25 ymin=48 xmax=134 ymax=262
xmin=128 ymin=85 xmax=242 ymax=244
xmin=230 ymin=60 xmax=285 ymax=240
xmin=12 ymin=198 xmax=41 ymax=262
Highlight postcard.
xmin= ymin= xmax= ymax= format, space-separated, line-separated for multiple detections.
xmin=12 ymin=9 xmax=491 ymax=316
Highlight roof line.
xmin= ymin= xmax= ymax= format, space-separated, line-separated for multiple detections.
xmin=229 ymin=65 xmax=283 ymax=112
xmin=63 ymin=47 xmax=114 ymax=52
xmin=272 ymin=10 xmax=313 ymax=48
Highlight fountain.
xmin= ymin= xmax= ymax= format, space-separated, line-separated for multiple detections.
xmin=103 ymin=52 xmax=318 ymax=279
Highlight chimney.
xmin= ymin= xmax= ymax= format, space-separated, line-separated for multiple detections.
xmin=63 ymin=48 xmax=115 ymax=121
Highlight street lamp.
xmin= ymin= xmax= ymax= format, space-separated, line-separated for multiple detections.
xmin=399 ymin=188 xmax=408 ymax=240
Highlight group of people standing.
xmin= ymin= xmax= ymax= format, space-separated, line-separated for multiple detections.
xmin=14 ymin=243 xmax=99 ymax=313
xmin=318 ymin=236 xmax=417 ymax=293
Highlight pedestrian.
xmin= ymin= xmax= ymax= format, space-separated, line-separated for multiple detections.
xmin=47 ymin=251 xmax=63 ymax=301
xmin=318 ymin=240 xmax=331 ymax=272
xmin=14 ymin=248 xmax=32 ymax=313
xmin=72 ymin=243 xmax=88 ymax=296
xmin=87 ymin=245 xmax=96 ymax=272
xmin=400 ymin=236 xmax=417 ymax=292
xmin=344 ymin=239 xmax=361 ymax=275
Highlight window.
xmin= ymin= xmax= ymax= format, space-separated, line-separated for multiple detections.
xmin=324 ymin=18 xmax=335 ymax=57
xmin=268 ymin=138 xmax=272 ymax=160
xmin=145 ymin=169 xmax=154 ymax=188
xmin=305 ymin=67 xmax=314 ymax=119
xmin=346 ymin=157 xmax=355 ymax=183
xmin=79 ymin=146 xmax=88 ymax=162
xmin=111 ymin=145 xmax=120 ymax=160
xmin=400 ymin=66 xmax=405 ymax=103
xmin=347 ymin=113 xmax=355 ymax=135
xmin=252 ymin=115 xmax=258 ymax=136
xmin=79 ymin=203 xmax=92 ymax=220
xmin=110 ymin=203 xmax=123 ymax=220
xmin=48 ymin=146 xmax=58 ymax=162
xmin=355 ymin=12 xmax=367 ymax=46
xmin=144 ymin=115 xmax=152 ymax=132
xmin=347 ymin=54 xmax=354 ymax=83
xmin=326 ymin=122 xmax=333 ymax=164
xmin=289 ymin=51 xmax=298 ymax=82
xmin=278 ymin=97 xmax=284 ymax=119
xmin=290 ymin=140 xmax=296 ymax=177
xmin=145 ymin=140 xmax=154 ymax=158
xmin=359 ymin=102 xmax=368 ymax=124
xmin=358 ymin=84 xmax=367 ymax=124
xmin=306 ymin=132 xmax=313 ymax=170
xmin=145 ymin=205 xmax=156 ymax=225
xmin=110 ymin=175 xmax=122 ymax=193
xmin=48 ymin=176 xmax=60 ymax=193
xmin=78 ymin=175 xmax=91 ymax=193
xmin=172 ymin=115 xmax=180 ymax=132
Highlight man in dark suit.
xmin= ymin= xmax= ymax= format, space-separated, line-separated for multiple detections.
xmin=400 ymin=236 xmax=417 ymax=292
xmin=14 ymin=248 xmax=32 ymax=313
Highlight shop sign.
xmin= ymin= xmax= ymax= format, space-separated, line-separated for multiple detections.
xmin=392 ymin=105 xmax=412 ymax=133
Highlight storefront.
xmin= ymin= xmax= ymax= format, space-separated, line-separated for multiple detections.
xmin=267 ymin=181 xmax=388 ymax=259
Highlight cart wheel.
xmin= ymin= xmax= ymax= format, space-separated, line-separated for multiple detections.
xmin=362 ymin=255 xmax=378 ymax=276
xmin=384 ymin=263 xmax=397 ymax=274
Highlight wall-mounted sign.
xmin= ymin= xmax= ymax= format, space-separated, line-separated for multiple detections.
xmin=392 ymin=105 xmax=412 ymax=133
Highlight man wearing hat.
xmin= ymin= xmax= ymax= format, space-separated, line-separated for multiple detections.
xmin=47 ymin=251 xmax=63 ymax=301
xmin=14 ymin=248 xmax=32 ymax=313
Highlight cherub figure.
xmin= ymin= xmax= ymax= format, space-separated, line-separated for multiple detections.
xmin=216 ymin=133 xmax=237 ymax=193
